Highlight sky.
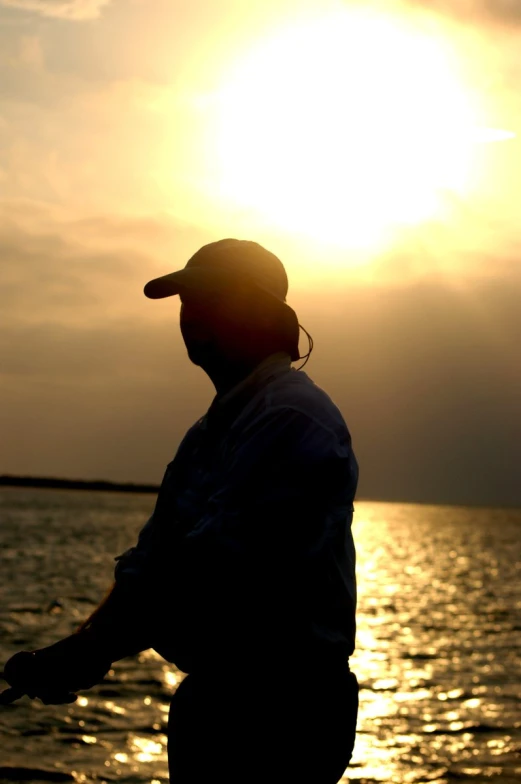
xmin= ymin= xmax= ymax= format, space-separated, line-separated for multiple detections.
xmin=1 ymin=0 xmax=520 ymax=507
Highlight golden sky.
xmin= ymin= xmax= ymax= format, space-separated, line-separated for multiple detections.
xmin=1 ymin=0 xmax=520 ymax=505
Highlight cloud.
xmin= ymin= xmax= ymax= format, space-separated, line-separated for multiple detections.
xmin=0 ymin=0 xmax=111 ymax=21
xmin=305 ymin=272 xmax=521 ymax=507
xmin=1 ymin=198 xmax=521 ymax=503
xmin=379 ymin=0 xmax=521 ymax=27
xmin=425 ymin=0 xmax=521 ymax=26
xmin=0 ymin=199 xmax=213 ymax=481
xmin=0 ymin=199 xmax=209 ymax=328
xmin=0 ymin=0 xmax=520 ymax=502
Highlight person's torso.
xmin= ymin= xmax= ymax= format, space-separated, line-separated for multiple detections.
xmin=150 ymin=361 xmax=359 ymax=669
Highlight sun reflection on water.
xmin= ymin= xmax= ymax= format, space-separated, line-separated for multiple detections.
xmin=345 ymin=502 xmax=521 ymax=782
xmin=104 ymin=700 xmax=126 ymax=715
xmin=130 ymin=735 xmax=165 ymax=763
xmin=4 ymin=495 xmax=518 ymax=784
xmin=163 ymin=668 xmax=180 ymax=689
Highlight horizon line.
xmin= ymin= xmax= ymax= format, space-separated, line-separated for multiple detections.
xmin=1 ymin=475 xmax=519 ymax=511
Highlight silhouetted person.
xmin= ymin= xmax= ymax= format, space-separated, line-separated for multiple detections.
xmin=3 ymin=240 xmax=360 ymax=783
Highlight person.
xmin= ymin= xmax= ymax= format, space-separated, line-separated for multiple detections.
xmin=2 ymin=239 xmax=360 ymax=783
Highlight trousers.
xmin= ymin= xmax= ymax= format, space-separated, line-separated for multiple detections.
xmin=167 ymin=660 xmax=359 ymax=783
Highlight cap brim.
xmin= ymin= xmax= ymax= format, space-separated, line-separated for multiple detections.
xmin=144 ymin=267 xmax=232 ymax=299
xmin=144 ymin=266 xmax=287 ymax=303
xmin=144 ymin=270 xmax=187 ymax=299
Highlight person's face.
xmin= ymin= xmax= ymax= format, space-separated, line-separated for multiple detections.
xmin=179 ymin=286 xmax=247 ymax=368
xmin=179 ymin=290 xmax=217 ymax=367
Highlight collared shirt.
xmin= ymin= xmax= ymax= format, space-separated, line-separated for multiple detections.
xmin=114 ymin=352 xmax=359 ymax=673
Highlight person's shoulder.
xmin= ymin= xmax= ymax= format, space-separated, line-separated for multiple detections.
xmin=172 ymin=415 xmax=207 ymax=460
xmin=267 ymin=368 xmax=352 ymax=444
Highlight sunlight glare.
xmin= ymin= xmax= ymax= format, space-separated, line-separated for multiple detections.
xmin=214 ymin=10 xmax=482 ymax=252
xmin=473 ymin=128 xmax=516 ymax=142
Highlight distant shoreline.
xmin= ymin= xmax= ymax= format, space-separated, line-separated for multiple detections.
xmin=0 ymin=475 xmax=159 ymax=494
xmin=1 ymin=476 xmax=519 ymax=510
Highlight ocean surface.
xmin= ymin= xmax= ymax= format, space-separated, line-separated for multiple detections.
xmin=0 ymin=487 xmax=520 ymax=784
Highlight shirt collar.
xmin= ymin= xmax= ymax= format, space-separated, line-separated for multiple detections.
xmin=205 ymin=351 xmax=292 ymax=428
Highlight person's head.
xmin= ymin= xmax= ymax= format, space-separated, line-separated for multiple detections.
xmin=143 ymin=239 xmax=311 ymax=385
xmin=178 ymin=278 xmax=300 ymax=371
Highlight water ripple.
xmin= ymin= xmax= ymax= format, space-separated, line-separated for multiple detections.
xmin=1 ymin=489 xmax=520 ymax=783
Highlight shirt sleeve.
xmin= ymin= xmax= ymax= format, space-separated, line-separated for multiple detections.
xmin=113 ymin=512 xmax=158 ymax=585
xmin=112 ymin=418 xmax=204 ymax=590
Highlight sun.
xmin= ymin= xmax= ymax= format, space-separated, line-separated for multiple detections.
xmin=212 ymin=9 xmax=481 ymax=252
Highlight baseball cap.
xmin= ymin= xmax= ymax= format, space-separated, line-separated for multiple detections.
xmin=144 ymin=238 xmax=314 ymax=368
xmin=144 ymin=239 xmax=289 ymax=303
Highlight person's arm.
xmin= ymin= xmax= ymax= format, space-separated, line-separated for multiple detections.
xmin=1 ymin=438 xmax=193 ymax=704
xmin=73 ymin=580 xmax=155 ymax=662
xmin=70 ymin=419 xmax=206 ymax=662
xmin=1 ymin=578 xmax=157 ymax=704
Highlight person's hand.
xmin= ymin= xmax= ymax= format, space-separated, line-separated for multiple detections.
xmin=2 ymin=632 xmax=113 ymax=705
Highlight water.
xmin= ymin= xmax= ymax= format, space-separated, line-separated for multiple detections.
xmin=1 ymin=487 xmax=520 ymax=783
